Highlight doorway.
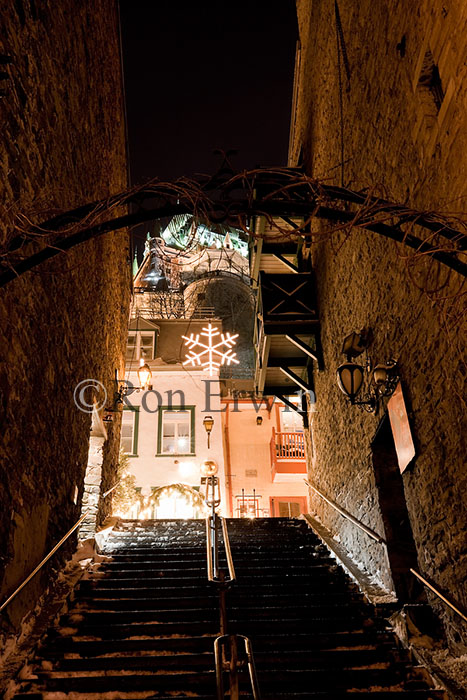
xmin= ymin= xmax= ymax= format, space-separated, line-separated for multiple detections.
xmin=270 ymin=497 xmax=307 ymax=518
xmin=371 ymin=415 xmax=420 ymax=601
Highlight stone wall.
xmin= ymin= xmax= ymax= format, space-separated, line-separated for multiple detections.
xmin=0 ymin=0 xmax=130 ymax=644
xmin=291 ymin=0 xmax=466 ymax=649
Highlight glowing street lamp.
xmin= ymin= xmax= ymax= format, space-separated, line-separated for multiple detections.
xmin=200 ymin=459 xmax=218 ymax=477
xmin=203 ymin=415 xmax=214 ymax=448
xmin=137 ymin=359 xmax=152 ymax=390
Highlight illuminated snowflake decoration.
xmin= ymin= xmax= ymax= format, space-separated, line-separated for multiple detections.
xmin=182 ymin=323 xmax=239 ymax=376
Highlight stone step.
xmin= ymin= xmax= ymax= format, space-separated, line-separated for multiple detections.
xmin=12 ymin=691 xmax=447 ymax=700
xmin=89 ymin=564 xmax=343 ymax=580
xmin=42 ymin=634 xmax=217 ymax=656
xmin=15 ymin=665 xmax=424 ymax=694
xmin=62 ymin=602 xmax=371 ymax=625
xmin=95 ymin=561 xmax=337 ymax=575
xmin=51 ymin=652 xmax=215 ymax=671
xmin=74 ymin=590 xmax=362 ymax=606
xmin=16 ymin=670 xmax=216 ymax=694
xmin=43 ymin=630 xmax=389 ymax=658
xmin=39 ymin=647 xmax=401 ymax=673
xmin=53 ymin=615 xmax=375 ymax=639
xmin=78 ymin=575 xmax=351 ymax=592
xmin=103 ymin=549 xmax=330 ymax=561
xmin=103 ymin=538 xmax=314 ymax=547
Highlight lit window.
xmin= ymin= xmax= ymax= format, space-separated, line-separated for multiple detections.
xmin=157 ymin=407 xmax=195 ymax=455
xmin=280 ymin=406 xmax=303 ymax=433
xmin=126 ymin=331 xmax=156 ymax=362
xmin=121 ymin=408 xmax=139 ymax=456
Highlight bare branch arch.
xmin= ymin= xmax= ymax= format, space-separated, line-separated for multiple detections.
xmin=1 ymin=167 xmax=466 ymax=288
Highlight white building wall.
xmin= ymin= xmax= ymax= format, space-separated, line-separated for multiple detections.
xmin=124 ymin=367 xmax=228 ymax=514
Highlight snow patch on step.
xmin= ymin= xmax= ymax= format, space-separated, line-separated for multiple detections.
xmin=42 ymin=692 xmax=162 ymax=700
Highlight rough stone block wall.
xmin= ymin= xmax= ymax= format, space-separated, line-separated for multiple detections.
xmin=0 ymin=0 xmax=130 ymax=644
xmin=291 ymin=0 xmax=466 ymax=649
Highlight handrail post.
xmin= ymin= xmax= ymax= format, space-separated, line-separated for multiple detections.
xmin=211 ymin=512 xmax=218 ymax=579
xmin=221 ymin=517 xmax=236 ymax=581
xmin=205 ymin=516 xmax=213 ymax=581
xmin=214 ymin=637 xmax=225 ymax=700
xmin=229 ymin=635 xmax=240 ymax=700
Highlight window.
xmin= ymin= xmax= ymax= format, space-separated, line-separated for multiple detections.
xmin=121 ymin=408 xmax=139 ymax=456
xmin=270 ymin=497 xmax=307 ymax=518
xmin=278 ymin=501 xmax=301 ymax=517
xmin=280 ymin=406 xmax=303 ymax=433
xmin=157 ymin=406 xmax=195 ymax=455
xmin=126 ymin=331 xmax=156 ymax=362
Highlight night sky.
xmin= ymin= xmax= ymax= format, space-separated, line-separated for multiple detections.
xmin=119 ymin=1 xmax=299 ymax=186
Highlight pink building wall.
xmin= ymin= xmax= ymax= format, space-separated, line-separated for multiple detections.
xmin=221 ymin=400 xmax=309 ymax=518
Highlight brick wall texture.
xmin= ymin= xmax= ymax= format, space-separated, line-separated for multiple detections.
xmin=291 ymin=0 xmax=466 ymax=649
xmin=0 ymin=0 xmax=131 ymax=641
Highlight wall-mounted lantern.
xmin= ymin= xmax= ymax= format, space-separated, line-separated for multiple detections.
xmin=256 ymin=415 xmax=263 ymax=426
xmin=103 ymin=370 xmax=130 ymax=419
xmin=137 ymin=359 xmax=152 ymax=390
xmin=336 ymin=331 xmax=399 ymax=414
xmin=203 ymin=415 xmax=214 ymax=448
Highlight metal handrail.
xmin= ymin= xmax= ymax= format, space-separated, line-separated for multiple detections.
xmin=410 ymin=569 xmax=467 ymax=623
xmin=206 ymin=515 xmax=236 ymax=583
xmin=214 ymin=634 xmax=261 ymax=700
xmin=206 ymin=516 xmax=214 ymax=582
xmin=0 ymin=510 xmax=90 ymax=613
xmin=221 ymin=517 xmax=236 ymax=582
xmin=305 ymin=480 xmax=467 ymax=624
xmin=102 ymin=481 xmax=121 ymax=498
xmin=203 ymin=474 xmax=259 ymax=699
xmin=0 ymin=480 xmax=119 ymax=614
xmin=304 ymin=479 xmax=386 ymax=544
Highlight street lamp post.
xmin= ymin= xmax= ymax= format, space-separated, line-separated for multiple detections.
xmin=201 ymin=459 xmax=221 ymax=578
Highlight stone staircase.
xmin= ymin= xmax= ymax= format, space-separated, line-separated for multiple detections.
xmin=12 ymin=518 xmax=446 ymax=699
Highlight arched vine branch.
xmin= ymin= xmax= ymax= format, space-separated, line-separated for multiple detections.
xmin=1 ymin=166 xmax=466 ymax=288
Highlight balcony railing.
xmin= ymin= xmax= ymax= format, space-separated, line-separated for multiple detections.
xmin=271 ymin=428 xmax=305 ymax=460
xmin=270 ymin=428 xmax=306 ymax=482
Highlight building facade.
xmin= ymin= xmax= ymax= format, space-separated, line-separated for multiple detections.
xmin=122 ymin=219 xmax=309 ymax=518
xmin=119 ymin=221 xmax=252 ymax=517
xmin=221 ymin=397 xmax=308 ymax=519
